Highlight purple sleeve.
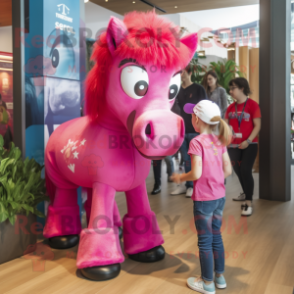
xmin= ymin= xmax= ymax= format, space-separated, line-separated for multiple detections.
xmin=188 ymin=139 xmax=203 ymax=157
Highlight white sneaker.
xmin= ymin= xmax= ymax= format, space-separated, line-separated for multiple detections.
xmin=187 ymin=277 xmax=216 ymax=293
xmin=241 ymin=204 xmax=253 ymax=216
xmin=233 ymin=193 xmax=246 ymax=201
xmin=186 ymin=187 xmax=193 ymax=198
xmin=170 ymin=185 xmax=186 ymax=195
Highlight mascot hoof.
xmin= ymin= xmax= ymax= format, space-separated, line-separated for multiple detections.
xmin=48 ymin=235 xmax=79 ymax=249
xmin=128 ymin=245 xmax=165 ymax=262
xmin=119 ymin=227 xmax=123 ymax=239
xmin=81 ymin=264 xmax=121 ymax=281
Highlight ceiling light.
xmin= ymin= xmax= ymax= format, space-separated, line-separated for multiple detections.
xmin=197 ymin=50 xmax=206 ymax=57
xmin=174 ymin=6 xmax=178 ymax=8
xmin=84 ymin=0 xmax=89 ymax=2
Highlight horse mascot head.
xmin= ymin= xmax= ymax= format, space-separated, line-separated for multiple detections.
xmin=43 ymin=11 xmax=197 ymax=281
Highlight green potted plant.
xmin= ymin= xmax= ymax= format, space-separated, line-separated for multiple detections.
xmin=0 ymin=135 xmax=49 ymax=264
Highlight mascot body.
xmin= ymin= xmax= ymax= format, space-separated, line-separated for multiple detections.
xmin=44 ymin=11 xmax=198 ymax=280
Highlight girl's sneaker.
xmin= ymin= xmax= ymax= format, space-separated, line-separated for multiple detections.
xmin=187 ymin=277 xmax=216 ymax=294
xmin=215 ymin=275 xmax=227 ymax=289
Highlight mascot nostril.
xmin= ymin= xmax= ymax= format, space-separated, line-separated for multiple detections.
xmin=145 ymin=124 xmax=152 ymax=137
xmin=43 ymin=10 xmax=198 ymax=281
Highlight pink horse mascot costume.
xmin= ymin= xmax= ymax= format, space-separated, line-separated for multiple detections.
xmin=43 ymin=11 xmax=197 ymax=281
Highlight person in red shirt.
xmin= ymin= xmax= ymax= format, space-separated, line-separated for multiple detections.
xmin=225 ymin=78 xmax=261 ymax=217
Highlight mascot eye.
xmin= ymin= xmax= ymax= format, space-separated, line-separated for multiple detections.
xmin=121 ymin=66 xmax=149 ymax=99
xmin=169 ymin=73 xmax=181 ymax=100
xmin=51 ymin=49 xmax=60 ymax=68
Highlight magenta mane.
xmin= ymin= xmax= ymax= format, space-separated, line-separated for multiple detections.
xmin=86 ymin=10 xmax=198 ymax=121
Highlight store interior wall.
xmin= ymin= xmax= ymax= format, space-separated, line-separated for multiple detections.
xmin=0 ymin=26 xmax=12 ymax=53
xmin=85 ymin=1 xmax=122 ymax=40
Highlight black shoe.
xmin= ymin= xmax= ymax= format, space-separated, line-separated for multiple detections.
xmin=151 ymin=184 xmax=161 ymax=195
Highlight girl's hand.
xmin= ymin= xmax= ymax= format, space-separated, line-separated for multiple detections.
xmin=170 ymin=173 xmax=182 ymax=184
xmin=239 ymin=140 xmax=249 ymax=149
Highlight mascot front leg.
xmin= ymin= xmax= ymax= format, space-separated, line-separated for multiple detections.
xmin=123 ymin=183 xmax=165 ymax=262
xmin=77 ymin=183 xmax=124 ymax=281
xmin=84 ymin=188 xmax=123 ymax=239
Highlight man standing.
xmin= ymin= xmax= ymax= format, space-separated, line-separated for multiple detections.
xmin=171 ymin=64 xmax=207 ymax=197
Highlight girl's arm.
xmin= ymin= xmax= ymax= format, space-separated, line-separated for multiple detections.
xmin=248 ymin=118 xmax=261 ymax=142
xmin=222 ymin=151 xmax=232 ymax=178
xmin=171 ymin=155 xmax=202 ymax=183
xmin=239 ymin=118 xmax=261 ymax=149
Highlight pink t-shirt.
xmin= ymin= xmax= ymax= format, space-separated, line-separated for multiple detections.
xmin=188 ymin=134 xmax=227 ymax=201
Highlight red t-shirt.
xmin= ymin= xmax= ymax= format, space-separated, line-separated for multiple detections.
xmin=225 ymin=98 xmax=261 ymax=146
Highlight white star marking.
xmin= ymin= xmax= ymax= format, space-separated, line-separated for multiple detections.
xmin=80 ymin=139 xmax=86 ymax=146
xmin=73 ymin=152 xmax=79 ymax=159
xmin=68 ymin=164 xmax=75 ymax=173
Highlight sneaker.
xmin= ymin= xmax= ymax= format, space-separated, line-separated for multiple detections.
xmin=151 ymin=184 xmax=161 ymax=195
xmin=241 ymin=204 xmax=253 ymax=216
xmin=170 ymin=185 xmax=186 ymax=195
xmin=233 ymin=193 xmax=246 ymax=201
xmin=187 ymin=277 xmax=216 ymax=294
xmin=215 ymin=275 xmax=227 ymax=289
xmin=186 ymin=187 xmax=193 ymax=198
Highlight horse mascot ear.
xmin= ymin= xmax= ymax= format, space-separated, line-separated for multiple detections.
xmin=180 ymin=33 xmax=198 ymax=62
xmin=106 ymin=17 xmax=128 ymax=55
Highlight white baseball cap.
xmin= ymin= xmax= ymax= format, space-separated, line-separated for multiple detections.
xmin=183 ymin=100 xmax=221 ymax=125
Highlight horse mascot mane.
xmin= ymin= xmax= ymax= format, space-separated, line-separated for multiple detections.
xmin=43 ymin=10 xmax=198 ymax=281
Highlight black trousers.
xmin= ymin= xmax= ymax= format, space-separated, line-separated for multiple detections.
xmin=153 ymin=160 xmax=162 ymax=186
xmin=228 ymin=145 xmax=258 ymax=201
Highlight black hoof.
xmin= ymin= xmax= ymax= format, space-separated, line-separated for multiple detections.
xmin=128 ymin=245 xmax=165 ymax=262
xmin=48 ymin=235 xmax=79 ymax=249
xmin=119 ymin=227 xmax=123 ymax=239
xmin=81 ymin=263 xmax=121 ymax=281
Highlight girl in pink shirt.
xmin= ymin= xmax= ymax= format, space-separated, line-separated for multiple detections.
xmin=171 ymin=100 xmax=232 ymax=294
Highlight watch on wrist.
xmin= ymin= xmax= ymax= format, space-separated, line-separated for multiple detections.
xmin=246 ymin=139 xmax=252 ymax=144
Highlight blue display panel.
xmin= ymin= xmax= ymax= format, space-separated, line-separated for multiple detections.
xmin=24 ymin=0 xmax=83 ymax=227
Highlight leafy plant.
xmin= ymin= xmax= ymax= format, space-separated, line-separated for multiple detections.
xmin=0 ymin=136 xmax=48 ymax=225
xmin=190 ymin=58 xmax=207 ymax=84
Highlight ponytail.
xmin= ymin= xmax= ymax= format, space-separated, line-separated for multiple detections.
xmin=210 ymin=116 xmax=232 ymax=146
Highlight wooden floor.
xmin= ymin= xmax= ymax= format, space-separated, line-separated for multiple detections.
xmin=1 ymin=162 xmax=294 ymax=294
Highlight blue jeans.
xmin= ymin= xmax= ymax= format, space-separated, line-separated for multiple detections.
xmin=193 ymin=197 xmax=226 ymax=281
xmin=180 ymin=133 xmax=198 ymax=188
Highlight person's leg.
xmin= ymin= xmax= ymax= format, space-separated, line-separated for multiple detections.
xmin=153 ymin=160 xmax=162 ymax=186
xmin=228 ymin=147 xmax=245 ymax=193
xmin=194 ymin=200 xmax=216 ymax=283
xmin=239 ymin=145 xmax=258 ymax=204
xmin=212 ymin=197 xmax=226 ymax=277
xmin=164 ymin=156 xmax=174 ymax=178
xmin=151 ymin=160 xmax=162 ymax=194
